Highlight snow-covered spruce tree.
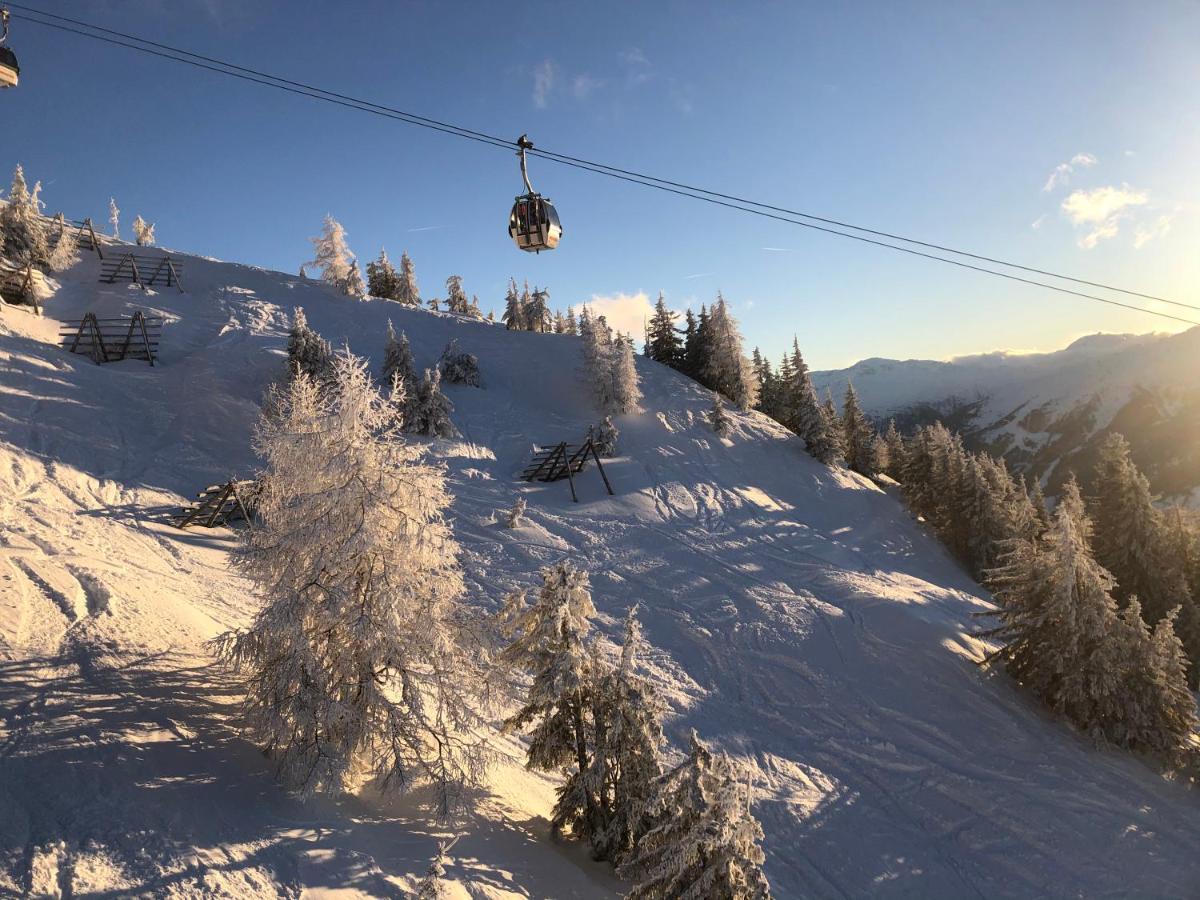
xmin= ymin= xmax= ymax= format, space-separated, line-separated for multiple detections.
xmin=507 ymin=496 xmax=527 ymax=528
xmin=438 ymin=339 xmax=481 ymax=387
xmin=581 ymin=312 xmax=615 ymax=410
xmin=109 ymin=197 xmax=120 ymax=239
xmin=787 ymin=341 xmax=840 ymax=465
xmin=841 ymin=382 xmax=876 ymax=475
xmin=305 ymin=215 xmax=360 ymax=297
xmin=468 ymin=294 xmax=483 ymax=319
xmin=380 ymin=320 xmax=418 ymax=426
xmin=590 ymin=416 xmax=619 ymax=457
xmin=213 ymin=352 xmax=486 ymax=809
xmin=286 ymin=307 xmax=332 ymax=382
xmin=565 ymin=305 xmax=578 ymax=335
xmin=680 ymin=309 xmax=701 ymax=380
xmin=528 ymin=286 xmax=552 ymax=333
xmin=708 ymin=392 xmax=732 ymax=438
xmin=46 ymin=214 xmax=79 ymax=273
xmin=502 ymin=278 xmax=524 ymax=330
xmin=646 ymin=293 xmax=682 ymax=367
xmin=0 ymin=164 xmax=49 ymax=265
xmin=415 ymin=837 xmax=459 ymax=899
xmin=618 ymin=731 xmax=771 ymax=900
xmin=883 ymin=419 xmax=905 ymax=480
xmin=1090 ymin=432 xmax=1190 ymax=626
xmin=410 ymin=368 xmax=459 ymax=438
xmin=701 ymin=296 xmax=758 ymax=411
xmin=367 ymin=248 xmax=400 ymax=300
xmin=1148 ymin=607 xmax=1200 ymax=748
xmin=445 ymin=274 xmax=468 ymax=314
xmin=591 ymin=606 xmax=666 ymax=863
xmin=132 ymin=215 xmax=156 ymax=247
xmin=394 ymin=250 xmax=420 ymax=306
xmin=344 ymin=257 xmax=367 ymax=299
xmin=610 ymin=334 xmax=644 ymax=415
xmin=500 ymin=562 xmax=606 ymax=841
xmin=1028 ymin=478 xmax=1051 ymax=534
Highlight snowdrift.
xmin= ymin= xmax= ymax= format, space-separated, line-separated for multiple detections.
xmin=2 ymin=245 xmax=1198 ymax=897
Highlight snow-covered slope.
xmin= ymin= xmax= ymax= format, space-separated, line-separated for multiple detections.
xmin=3 ymin=246 xmax=1199 ymax=898
xmin=812 ymin=330 xmax=1200 ymax=503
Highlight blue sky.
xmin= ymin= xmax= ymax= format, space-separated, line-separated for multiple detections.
xmin=3 ymin=0 xmax=1197 ymax=368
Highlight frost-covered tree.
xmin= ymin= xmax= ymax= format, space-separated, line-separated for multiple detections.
xmin=415 ymin=837 xmax=456 ymax=899
xmin=394 ymin=250 xmax=420 ymax=306
xmin=344 ymin=257 xmax=366 ymax=299
xmin=109 ymin=197 xmax=120 ymax=240
xmin=468 ymin=294 xmax=483 ymax=319
xmin=591 ymin=606 xmax=666 ymax=863
xmin=1028 ymin=479 xmax=1051 ymax=534
xmin=410 ymin=368 xmax=458 ymax=438
xmin=883 ymin=419 xmax=905 ymax=480
xmin=501 ymin=562 xmax=604 ymax=839
xmin=619 ymin=731 xmax=771 ymax=899
xmin=590 ymin=416 xmax=619 ymax=457
xmin=438 ymin=339 xmax=481 ymax=387
xmin=445 ymin=275 xmax=468 ymax=314
xmin=701 ymin=296 xmax=758 ymax=411
xmin=610 ymin=334 xmax=644 ymax=415
xmin=841 ymin=382 xmax=876 ymax=475
xmin=1 ymin=165 xmax=49 ymax=265
xmin=708 ymin=392 xmax=732 ymax=438
xmin=306 ymin=215 xmax=361 ymax=297
xmin=286 ymin=307 xmax=332 ymax=382
xmin=132 ymin=215 xmax=156 ymax=247
xmin=367 ymin=248 xmax=401 ymax=300
xmin=507 ymin=496 xmax=527 ymax=528
xmin=380 ymin=320 xmax=417 ymax=409
xmin=528 ymin=286 xmax=552 ymax=333
xmin=213 ymin=352 xmax=486 ymax=809
xmin=502 ymin=279 xmax=524 ymax=331
xmin=785 ymin=341 xmax=839 ymax=465
xmin=46 ymin=213 xmax=79 ymax=273
xmin=565 ymin=305 xmax=578 ymax=335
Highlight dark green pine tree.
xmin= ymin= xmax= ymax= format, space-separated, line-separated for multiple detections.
xmin=841 ymin=382 xmax=877 ymax=476
xmin=646 ymin=293 xmax=682 ymax=367
xmin=684 ymin=305 xmax=710 ymax=386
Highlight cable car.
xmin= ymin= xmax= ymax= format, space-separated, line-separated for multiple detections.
xmin=508 ymin=134 xmax=561 ymax=252
xmin=0 ymin=9 xmax=18 ymax=89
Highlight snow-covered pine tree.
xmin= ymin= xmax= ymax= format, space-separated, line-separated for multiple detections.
xmin=438 ymin=339 xmax=481 ymax=387
xmin=565 ymin=305 xmax=578 ymax=335
xmin=618 ymin=731 xmax=771 ymax=900
xmin=591 ymin=606 xmax=666 ymax=863
xmin=468 ymin=294 xmax=483 ymax=319
xmin=582 ymin=313 xmax=615 ymax=411
xmin=500 ymin=562 xmax=605 ymax=841
xmin=213 ymin=352 xmax=486 ymax=809
xmin=785 ymin=342 xmax=839 ymax=465
xmin=1147 ymin=607 xmax=1200 ymax=749
xmin=132 ymin=215 xmax=156 ymax=247
xmin=883 ymin=420 xmax=905 ymax=480
xmin=410 ymin=367 xmax=459 ymax=438
xmin=427 ymin=296 xmax=441 ymax=311
xmin=507 ymin=496 xmax=527 ymax=528
xmin=381 ymin=320 xmax=417 ymax=395
xmin=502 ymin=278 xmax=524 ymax=330
xmin=46 ymin=213 xmax=79 ymax=273
xmin=415 ymin=838 xmax=452 ymax=900
xmin=701 ymin=296 xmax=758 ymax=411
xmin=841 ymin=382 xmax=876 ymax=475
xmin=395 ymin=250 xmax=420 ymax=306
xmin=344 ymin=258 xmax=366 ymax=299
xmin=1028 ymin=478 xmax=1051 ymax=534
xmin=680 ymin=309 xmax=700 ymax=380
xmin=286 ymin=307 xmax=332 ymax=382
xmin=108 ymin=197 xmax=120 ymax=239
xmin=708 ymin=392 xmax=732 ymax=438
xmin=0 ymin=164 xmax=49 ymax=265
xmin=646 ymin=293 xmax=682 ymax=367
xmin=445 ymin=275 xmax=468 ymax=314
xmin=1090 ymin=432 xmax=1188 ymax=626
xmin=305 ymin=215 xmax=360 ymax=296
xmin=610 ymin=334 xmax=644 ymax=415
xmin=591 ymin=415 xmax=619 ymax=456
xmin=367 ymin=248 xmax=401 ymax=300
xmin=528 ymin=287 xmax=552 ymax=333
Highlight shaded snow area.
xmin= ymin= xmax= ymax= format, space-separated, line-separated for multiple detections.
xmin=2 ymin=247 xmax=1198 ymax=897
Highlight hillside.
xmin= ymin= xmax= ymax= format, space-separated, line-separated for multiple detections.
xmin=2 ymin=243 xmax=1200 ymax=898
xmin=811 ymin=330 xmax=1200 ymax=504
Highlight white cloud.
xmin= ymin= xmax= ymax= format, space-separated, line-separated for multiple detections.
xmin=572 ymin=74 xmax=603 ymax=100
xmin=582 ymin=292 xmax=655 ymax=337
xmin=1134 ymin=215 xmax=1173 ymax=249
xmin=1030 ymin=214 xmax=1047 ymax=230
xmin=683 ymin=272 xmax=713 ymax=280
xmin=761 ymin=247 xmax=795 ymax=252
xmin=1061 ymin=183 xmax=1148 ymax=248
xmin=532 ymin=59 xmax=558 ymax=108
xmin=619 ymin=47 xmax=652 ymax=86
xmin=1042 ymin=152 xmax=1098 ymax=192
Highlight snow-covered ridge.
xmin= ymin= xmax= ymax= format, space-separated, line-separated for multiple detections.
xmin=2 ymin=246 xmax=1199 ymax=897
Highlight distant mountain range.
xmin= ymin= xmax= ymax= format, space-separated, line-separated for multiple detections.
xmin=812 ymin=328 xmax=1200 ymax=505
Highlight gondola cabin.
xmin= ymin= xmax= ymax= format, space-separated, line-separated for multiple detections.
xmin=0 ymin=46 xmax=16 ymax=88
xmin=509 ymin=194 xmax=562 ymax=253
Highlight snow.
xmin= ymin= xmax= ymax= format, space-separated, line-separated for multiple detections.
xmin=2 ymin=245 xmax=1200 ymax=897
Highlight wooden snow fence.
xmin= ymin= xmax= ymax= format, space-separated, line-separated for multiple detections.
xmin=59 ymin=311 xmax=163 ymax=365
xmin=171 ymin=479 xmax=258 ymax=529
xmin=0 ymin=260 xmax=44 ymax=314
xmin=49 ymin=216 xmax=104 ymax=258
xmin=520 ymin=438 xmax=613 ymax=503
xmin=99 ymin=252 xmax=184 ymax=292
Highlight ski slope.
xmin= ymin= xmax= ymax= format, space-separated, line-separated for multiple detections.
xmin=2 ymin=244 xmax=1198 ymax=898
